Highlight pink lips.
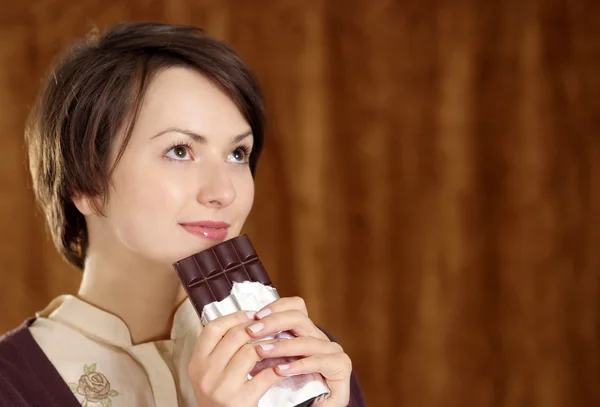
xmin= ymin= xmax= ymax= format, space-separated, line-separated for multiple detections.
xmin=180 ymin=221 xmax=230 ymax=241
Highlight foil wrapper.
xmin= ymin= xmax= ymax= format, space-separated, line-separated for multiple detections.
xmin=200 ymin=281 xmax=330 ymax=407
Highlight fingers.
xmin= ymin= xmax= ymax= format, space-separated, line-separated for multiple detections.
xmin=189 ymin=297 xmax=353 ymax=407
xmin=274 ymin=353 xmax=352 ymax=407
xmin=274 ymin=352 xmax=351 ymax=380
xmin=247 ymin=309 xmax=329 ymax=341
xmin=203 ymin=365 xmax=285 ymax=407
xmin=208 ymin=322 xmax=260 ymax=372
xmin=219 ymin=340 xmax=265 ymax=386
xmin=256 ymin=336 xmax=352 ymax=407
xmin=239 ymin=366 xmax=287 ymax=403
xmin=255 ymin=336 xmax=343 ymax=359
xmin=194 ymin=310 xmax=256 ymax=357
xmin=255 ymin=296 xmax=309 ymax=318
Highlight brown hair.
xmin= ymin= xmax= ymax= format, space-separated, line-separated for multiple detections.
xmin=26 ymin=22 xmax=265 ymax=270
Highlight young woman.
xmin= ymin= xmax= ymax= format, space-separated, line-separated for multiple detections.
xmin=0 ymin=22 xmax=365 ymax=407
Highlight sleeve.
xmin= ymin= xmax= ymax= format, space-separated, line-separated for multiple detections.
xmin=0 ymin=367 xmax=29 ymax=407
xmin=0 ymin=329 xmax=38 ymax=407
xmin=319 ymin=327 xmax=368 ymax=407
xmin=348 ymin=368 xmax=368 ymax=407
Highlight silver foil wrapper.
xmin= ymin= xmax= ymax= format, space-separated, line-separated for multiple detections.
xmin=200 ymin=281 xmax=330 ymax=407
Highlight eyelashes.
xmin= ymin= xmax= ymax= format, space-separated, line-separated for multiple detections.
xmin=164 ymin=141 xmax=194 ymax=161
xmin=163 ymin=141 xmax=253 ymax=164
xmin=233 ymin=144 xmax=252 ymax=161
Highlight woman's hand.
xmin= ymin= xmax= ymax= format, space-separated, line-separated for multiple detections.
xmin=187 ymin=310 xmax=286 ymax=407
xmin=187 ymin=297 xmax=353 ymax=407
xmin=249 ymin=297 xmax=352 ymax=407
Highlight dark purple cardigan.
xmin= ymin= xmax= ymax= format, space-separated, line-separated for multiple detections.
xmin=0 ymin=319 xmax=366 ymax=406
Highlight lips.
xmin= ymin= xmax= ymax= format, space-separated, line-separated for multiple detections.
xmin=180 ymin=221 xmax=230 ymax=242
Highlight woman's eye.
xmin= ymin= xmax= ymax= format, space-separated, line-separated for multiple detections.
xmin=228 ymin=147 xmax=250 ymax=164
xmin=165 ymin=145 xmax=192 ymax=161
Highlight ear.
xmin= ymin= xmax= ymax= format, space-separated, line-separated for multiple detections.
xmin=72 ymin=193 xmax=95 ymax=216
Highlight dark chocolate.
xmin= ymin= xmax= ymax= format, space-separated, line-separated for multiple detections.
xmin=173 ymin=234 xmax=273 ymax=314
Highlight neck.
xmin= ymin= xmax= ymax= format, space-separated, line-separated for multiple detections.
xmin=77 ymin=251 xmax=188 ymax=345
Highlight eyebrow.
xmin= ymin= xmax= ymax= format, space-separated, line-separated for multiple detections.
xmin=151 ymin=127 xmax=253 ymax=143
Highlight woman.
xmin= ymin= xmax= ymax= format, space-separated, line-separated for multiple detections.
xmin=0 ymin=22 xmax=366 ymax=407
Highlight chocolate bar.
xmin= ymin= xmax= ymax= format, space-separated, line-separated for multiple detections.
xmin=174 ymin=234 xmax=273 ymax=316
xmin=173 ymin=234 xmax=331 ymax=407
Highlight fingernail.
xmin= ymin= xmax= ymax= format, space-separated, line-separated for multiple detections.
xmin=259 ymin=343 xmax=274 ymax=351
xmin=245 ymin=311 xmax=257 ymax=319
xmin=248 ymin=322 xmax=264 ymax=333
xmin=277 ymin=364 xmax=290 ymax=372
xmin=256 ymin=308 xmax=272 ymax=319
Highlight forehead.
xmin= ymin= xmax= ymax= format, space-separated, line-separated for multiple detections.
xmin=133 ymin=66 xmax=250 ymax=139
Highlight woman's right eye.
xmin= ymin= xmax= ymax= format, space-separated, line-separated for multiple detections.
xmin=165 ymin=145 xmax=192 ymax=161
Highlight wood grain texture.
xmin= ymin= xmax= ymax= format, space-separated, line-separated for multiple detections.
xmin=1 ymin=1 xmax=599 ymax=406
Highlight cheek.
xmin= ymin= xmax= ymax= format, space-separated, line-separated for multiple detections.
xmin=234 ymin=172 xmax=255 ymax=215
xmin=104 ymin=165 xmax=194 ymax=260
xmin=109 ymin=163 xmax=191 ymax=227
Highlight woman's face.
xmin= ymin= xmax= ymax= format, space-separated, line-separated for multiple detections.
xmin=80 ymin=67 xmax=255 ymax=266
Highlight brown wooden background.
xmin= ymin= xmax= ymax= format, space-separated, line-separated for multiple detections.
xmin=1 ymin=1 xmax=599 ymax=406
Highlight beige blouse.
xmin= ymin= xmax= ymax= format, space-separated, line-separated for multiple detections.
xmin=29 ymin=295 xmax=201 ymax=407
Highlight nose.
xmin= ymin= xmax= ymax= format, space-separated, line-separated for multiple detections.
xmin=196 ymin=164 xmax=236 ymax=208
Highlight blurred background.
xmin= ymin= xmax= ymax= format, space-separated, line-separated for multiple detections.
xmin=1 ymin=1 xmax=599 ymax=406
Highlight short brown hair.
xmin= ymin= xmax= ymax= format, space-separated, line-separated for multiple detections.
xmin=26 ymin=22 xmax=265 ymax=270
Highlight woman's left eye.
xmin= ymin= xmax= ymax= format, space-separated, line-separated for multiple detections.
xmin=165 ymin=145 xmax=192 ymax=161
xmin=227 ymin=146 xmax=250 ymax=164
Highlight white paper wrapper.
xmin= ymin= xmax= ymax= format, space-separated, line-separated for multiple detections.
xmin=200 ymin=281 xmax=330 ymax=407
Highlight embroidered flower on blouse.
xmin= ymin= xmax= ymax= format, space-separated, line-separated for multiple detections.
xmin=68 ymin=363 xmax=120 ymax=407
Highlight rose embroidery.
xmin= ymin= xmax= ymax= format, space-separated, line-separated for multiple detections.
xmin=77 ymin=371 xmax=110 ymax=401
xmin=69 ymin=364 xmax=120 ymax=407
